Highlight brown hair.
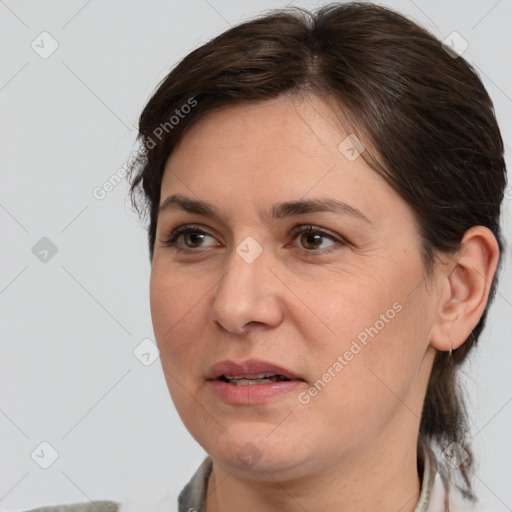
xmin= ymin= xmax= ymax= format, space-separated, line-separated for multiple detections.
xmin=128 ymin=1 xmax=506 ymax=499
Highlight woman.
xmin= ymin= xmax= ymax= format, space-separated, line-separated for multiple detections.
xmin=23 ymin=2 xmax=506 ymax=511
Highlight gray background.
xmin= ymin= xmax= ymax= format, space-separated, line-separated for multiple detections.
xmin=1 ymin=0 xmax=511 ymax=510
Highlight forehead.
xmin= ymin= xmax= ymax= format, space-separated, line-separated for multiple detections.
xmin=172 ymin=95 xmax=348 ymax=159
xmin=159 ymin=94 xmax=401 ymax=225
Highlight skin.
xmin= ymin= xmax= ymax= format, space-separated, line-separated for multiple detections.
xmin=149 ymin=94 xmax=499 ymax=512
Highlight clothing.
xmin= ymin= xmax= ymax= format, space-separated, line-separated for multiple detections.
xmin=18 ymin=502 xmax=118 ymax=512
xmin=11 ymin=446 xmax=482 ymax=512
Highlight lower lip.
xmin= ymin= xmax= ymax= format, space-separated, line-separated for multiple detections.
xmin=209 ymin=379 xmax=305 ymax=405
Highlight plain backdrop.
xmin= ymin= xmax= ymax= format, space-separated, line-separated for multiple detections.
xmin=1 ymin=0 xmax=511 ymax=510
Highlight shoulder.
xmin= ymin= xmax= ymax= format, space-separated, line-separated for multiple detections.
xmin=11 ymin=500 xmax=119 ymax=512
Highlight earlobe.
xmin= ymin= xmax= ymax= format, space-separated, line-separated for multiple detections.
xmin=429 ymin=226 xmax=500 ymax=353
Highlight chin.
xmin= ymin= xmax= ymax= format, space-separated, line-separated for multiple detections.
xmin=203 ymin=424 xmax=311 ymax=476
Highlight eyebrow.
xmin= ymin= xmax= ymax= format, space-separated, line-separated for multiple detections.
xmin=158 ymin=193 xmax=371 ymax=223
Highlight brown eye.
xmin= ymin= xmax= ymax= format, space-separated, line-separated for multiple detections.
xmin=290 ymin=225 xmax=346 ymax=254
xmin=162 ymin=224 xmax=219 ymax=250
xmin=181 ymin=231 xmax=209 ymax=248
xmin=299 ymin=231 xmax=329 ymax=250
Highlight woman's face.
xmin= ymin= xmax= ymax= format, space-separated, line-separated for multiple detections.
xmin=150 ymin=94 xmax=438 ymax=479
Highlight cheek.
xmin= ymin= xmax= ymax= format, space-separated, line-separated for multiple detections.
xmin=305 ymin=296 xmax=428 ymax=452
xmin=150 ymin=269 xmax=211 ymax=428
xmin=149 ymin=266 xmax=206 ymax=369
xmin=307 ymin=256 xmax=429 ymax=395
xmin=305 ymin=271 xmax=397 ymax=350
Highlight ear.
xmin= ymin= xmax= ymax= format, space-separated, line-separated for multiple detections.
xmin=429 ymin=226 xmax=500 ymax=352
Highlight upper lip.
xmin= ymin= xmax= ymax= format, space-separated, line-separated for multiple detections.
xmin=207 ymin=359 xmax=304 ymax=381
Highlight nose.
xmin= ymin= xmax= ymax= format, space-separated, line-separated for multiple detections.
xmin=209 ymin=242 xmax=284 ymax=335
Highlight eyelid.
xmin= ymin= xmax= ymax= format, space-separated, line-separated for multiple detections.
xmin=289 ymin=224 xmax=344 ymax=243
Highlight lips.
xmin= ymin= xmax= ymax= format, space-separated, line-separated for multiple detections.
xmin=206 ymin=358 xmax=304 ymax=382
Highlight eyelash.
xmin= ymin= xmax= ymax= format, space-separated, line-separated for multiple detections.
xmin=161 ymin=223 xmax=347 ymax=255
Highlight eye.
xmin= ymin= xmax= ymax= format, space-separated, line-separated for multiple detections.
xmin=160 ymin=223 xmax=347 ymax=254
xmin=160 ymin=224 xmax=219 ymax=251
xmin=289 ymin=224 xmax=346 ymax=254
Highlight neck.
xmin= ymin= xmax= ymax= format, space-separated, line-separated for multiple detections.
xmin=205 ymin=432 xmax=422 ymax=512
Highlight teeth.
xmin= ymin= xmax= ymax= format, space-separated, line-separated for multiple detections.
xmin=230 ymin=378 xmax=276 ymax=385
xmin=223 ymin=374 xmax=290 ymax=385
xmin=224 ymin=373 xmax=279 ymax=379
